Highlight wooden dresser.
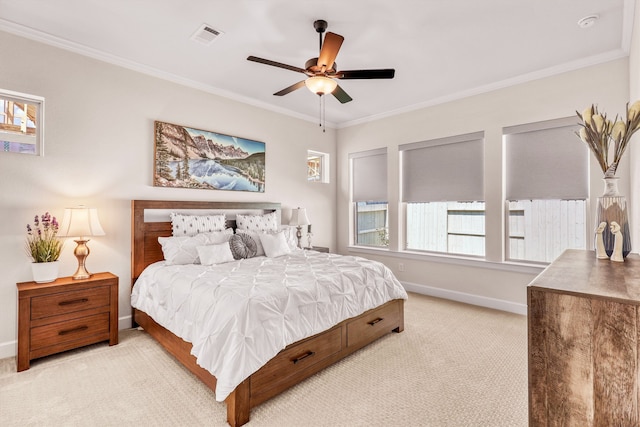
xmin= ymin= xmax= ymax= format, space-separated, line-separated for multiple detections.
xmin=17 ymin=272 xmax=119 ymax=371
xmin=528 ymin=249 xmax=640 ymax=426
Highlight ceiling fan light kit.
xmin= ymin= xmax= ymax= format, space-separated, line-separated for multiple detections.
xmin=247 ymin=19 xmax=395 ymax=130
xmin=305 ymin=76 xmax=338 ymax=95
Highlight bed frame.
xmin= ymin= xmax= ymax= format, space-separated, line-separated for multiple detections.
xmin=131 ymin=199 xmax=405 ymax=426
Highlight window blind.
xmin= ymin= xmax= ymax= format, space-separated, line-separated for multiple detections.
xmin=400 ymin=132 xmax=484 ymax=202
xmin=350 ymin=148 xmax=387 ymax=202
xmin=504 ymin=117 xmax=588 ymax=200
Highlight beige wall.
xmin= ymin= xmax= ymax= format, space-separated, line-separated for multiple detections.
xmin=337 ymin=58 xmax=630 ymax=313
xmin=0 ymin=31 xmax=337 ymax=357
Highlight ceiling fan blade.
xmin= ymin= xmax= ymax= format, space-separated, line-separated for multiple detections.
xmin=317 ymin=32 xmax=344 ymax=71
xmin=332 ymin=84 xmax=353 ymax=104
xmin=247 ymin=56 xmax=308 ymax=74
xmin=274 ymin=81 xmax=306 ymax=96
xmin=335 ymin=69 xmax=396 ymax=79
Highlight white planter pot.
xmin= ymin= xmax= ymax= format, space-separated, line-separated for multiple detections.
xmin=31 ymin=261 xmax=59 ymax=283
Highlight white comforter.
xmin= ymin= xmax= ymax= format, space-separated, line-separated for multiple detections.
xmin=131 ymin=250 xmax=408 ymax=401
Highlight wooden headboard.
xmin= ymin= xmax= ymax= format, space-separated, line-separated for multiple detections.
xmin=131 ymin=200 xmax=281 ymax=284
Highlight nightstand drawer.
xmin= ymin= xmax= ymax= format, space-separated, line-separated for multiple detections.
xmin=30 ymin=312 xmax=110 ymax=351
xmin=31 ymin=286 xmax=110 ymax=320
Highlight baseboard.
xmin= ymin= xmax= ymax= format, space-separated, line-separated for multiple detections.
xmin=402 ymin=281 xmax=527 ymax=316
xmin=0 ymin=314 xmax=134 ymax=360
xmin=0 ymin=340 xmax=16 ymax=360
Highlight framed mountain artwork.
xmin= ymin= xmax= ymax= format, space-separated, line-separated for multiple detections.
xmin=153 ymin=121 xmax=265 ymax=192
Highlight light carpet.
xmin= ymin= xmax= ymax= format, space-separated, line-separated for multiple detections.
xmin=0 ymin=293 xmax=528 ymax=426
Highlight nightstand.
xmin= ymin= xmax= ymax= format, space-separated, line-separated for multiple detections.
xmin=17 ymin=272 xmax=118 ymax=372
xmin=305 ymin=246 xmax=329 ymax=253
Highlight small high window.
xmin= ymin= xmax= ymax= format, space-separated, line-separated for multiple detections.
xmin=308 ymin=150 xmax=329 ymax=183
xmin=0 ymin=89 xmax=44 ymax=155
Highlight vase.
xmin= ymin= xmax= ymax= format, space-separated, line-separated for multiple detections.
xmin=31 ymin=261 xmax=59 ymax=283
xmin=595 ymin=177 xmax=631 ymax=260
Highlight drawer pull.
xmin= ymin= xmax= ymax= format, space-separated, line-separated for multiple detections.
xmin=291 ymin=351 xmax=315 ymax=364
xmin=368 ymin=317 xmax=383 ymax=326
xmin=59 ymin=298 xmax=89 ymax=306
xmin=58 ymin=325 xmax=89 ymax=336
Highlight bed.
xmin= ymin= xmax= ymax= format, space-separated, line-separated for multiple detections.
xmin=130 ymin=199 xmax=407 ymax=426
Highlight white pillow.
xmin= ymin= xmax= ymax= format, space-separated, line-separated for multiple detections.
xmin=170 ymin=213 xmax=226 ymax=236
xmin=280 ymin=225 xmax=300 ymax=251
xmin=197 ymin=243 xmax=235 ymax=266
xmin=259 ymin=231 xmax=292 ymax=258
xmin=236 ymin=212 xmax=278 ymax=232
xmin=158 ymin=230 xmax=232 ymax=265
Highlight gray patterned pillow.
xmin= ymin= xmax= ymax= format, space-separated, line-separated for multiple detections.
xmin=229 ymin=233 xmax=258 ymax=259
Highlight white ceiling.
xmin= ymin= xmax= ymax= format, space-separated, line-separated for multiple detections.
xmin=0 ymin=0 xmax=634 ymax=128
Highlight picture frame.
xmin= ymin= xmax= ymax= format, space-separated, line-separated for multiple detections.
xmin=153 ymin=121 xmax=265 ymax=192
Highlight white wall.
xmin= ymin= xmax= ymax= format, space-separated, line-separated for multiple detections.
xmin=630 ymin=2 xmax=640 ymax=253
xmin=337 ymin=58 xmax=630 ymax=314
xmin=0 ymin=31 xmax=337 ymax=358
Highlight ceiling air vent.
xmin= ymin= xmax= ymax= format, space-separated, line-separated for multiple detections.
xmin=191 ymin=24 xmax=223 ymax=45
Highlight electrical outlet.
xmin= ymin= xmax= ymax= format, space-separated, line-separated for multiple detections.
xmin=398 ymin=262 xmax=405 ymax=272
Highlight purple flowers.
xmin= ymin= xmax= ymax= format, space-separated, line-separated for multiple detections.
xmin=25 ymin=212 xmax=63 ymax=263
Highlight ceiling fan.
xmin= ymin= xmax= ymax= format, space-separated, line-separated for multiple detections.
xmin=247 ymin=20 xmax=395 ymax=104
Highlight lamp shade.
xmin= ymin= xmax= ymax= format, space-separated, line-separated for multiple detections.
xmin=289 ymin=208 xmax=310 ymax=226
xmin=305 ymin=76 xmax=337 ymax=95
xmin=57 ymin=207 xmax=105 ymax=239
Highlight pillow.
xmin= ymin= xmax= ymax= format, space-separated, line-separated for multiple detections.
xmin=259 ymin=231 xmax=292 ymax=258
xmin=236 ymin=212 xmax=278 ymax=232
xmin=229 ymin=233 xmax=257 ymax=260
xmin=158 ymin=230 xmax=232 ymax=265
xmin=170 ymin=213 xmax=226 ymax=236
xmin=235 ymin=230 xmax=265 ymax=256
xmin=158 ymin=233 xmax=210 ymax=265
xmin=280 ymin=225 xmax=300 ymax=251
xmin=197 ymin=243 xmax=235 ymax=266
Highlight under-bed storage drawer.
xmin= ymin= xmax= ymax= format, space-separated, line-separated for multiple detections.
xmin=252 ymin=326 xmax=343 ymax=392
xmin=346 ymin=302 xmax=401 ymax=349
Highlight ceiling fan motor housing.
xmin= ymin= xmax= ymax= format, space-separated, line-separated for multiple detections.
xmin=305 ymin=57 xmax=336 ymax=74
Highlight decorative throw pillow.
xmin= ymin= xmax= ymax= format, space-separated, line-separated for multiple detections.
xmin=196 ymin=243 xmax=235 ymax=266
xmin=170 ymin=213 xmax=226 ymax=236
xmin=259 ymin=231 xmax=292 ymax=258
xmin=235 ymin=230 xmax=265 ymax=256
xmin=236 ymin=212 xmax=278 ymax=232
xmin=229 ymin=233 xmax=257 ymax=260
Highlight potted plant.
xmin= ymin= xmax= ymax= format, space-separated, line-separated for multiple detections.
xmin=26 ymin=212 xmax=63 ymax=282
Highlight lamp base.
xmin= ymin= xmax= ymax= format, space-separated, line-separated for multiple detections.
xmin=72 ymin=239 xmax=92 ymax=280
xmin=296 ymin=226 xmax=303 ymax=249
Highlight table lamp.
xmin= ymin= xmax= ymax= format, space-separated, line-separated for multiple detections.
xmin=57 ymin=206 xmax=105 ymax=280
xmin=289 ymin=207 xmax=310 ymax=249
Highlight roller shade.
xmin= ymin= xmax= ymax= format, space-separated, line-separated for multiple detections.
xmin=400 ymin=132 xmax=484 ymax=202
xmin=350 ymin=148 xmax=387 ymax=202
xmin=505 ymin=117 xmax=588 ymax=200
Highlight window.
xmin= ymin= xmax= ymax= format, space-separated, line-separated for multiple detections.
xmin=504 ymin=118 xmax=588 ymax=263
xmin=0 ymin=89 xmax=44 ymax=155
xmin=350 ymin=148 xmax=388 ymax=247
xmin=406 ymin=201 xmax=485 ymax=256
xmin=307 ymin=150 xmax=329 ymax=182
xmin=401 ymin=132 xmax=485 ymax=257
